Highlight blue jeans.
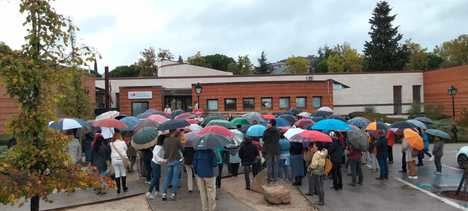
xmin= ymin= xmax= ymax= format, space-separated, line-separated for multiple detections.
xmin=377 ymin=156 xmax=388 ymax=178
xmin=162 ymin=160 xmax=181 ymax=194
xmin=148 ymin=162 xmax=161 ymax=193
xmin=279 ymin=159 xmax=291 ymax=181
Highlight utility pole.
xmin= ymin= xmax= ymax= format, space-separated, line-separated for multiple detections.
xmin=104 ymin=66 xmax=110 ymax=110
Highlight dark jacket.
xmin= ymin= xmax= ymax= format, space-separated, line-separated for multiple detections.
xmin=239 ymin=140 xmax=259 ymax=166
xmin=432 ymin=141 xmax=444 ymax=157
xmin=91 ymin=140 xmax=111 ymax=174
xmin=328 ymin=140 xmax=344 ymax=164
xmin=163 ymin=136 xmax=183 ymax=161
xmin=262 ymin=127 xmax=281 ymax=157
xmin=193 ymin=149 xmax=217 ymax=178
xmin=183 ymin=147 xmax=195 ymax=165
xmin=290 ymin=142 xmax=304 ymax=155
xmin=375 ymin=136 xmax=388 ymax=159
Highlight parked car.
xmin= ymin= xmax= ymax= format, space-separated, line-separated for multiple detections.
xmin=457 ymin=146 xmax=468 ymax=168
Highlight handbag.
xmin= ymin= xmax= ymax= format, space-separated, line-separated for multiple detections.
xmin=111 ymin=142 xmax=130 ymax=168
xmin=324 ymin=158 xmax=333 ymax=176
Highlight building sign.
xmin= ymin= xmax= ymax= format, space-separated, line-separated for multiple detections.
xmin=306 ymin=76 xmax=314 ymax=81
xmin=128 ymin=91 xmax=152 ymax=99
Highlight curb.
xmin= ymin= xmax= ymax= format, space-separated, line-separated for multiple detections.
xmin=50 ymin=191 xmax=145 ymax=211
xmin=295 ymin=185 xmax=319 ymax=211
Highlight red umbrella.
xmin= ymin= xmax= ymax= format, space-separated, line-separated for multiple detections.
xmin=186 ymin=119 xmax=199 ymax=124
xmin=192 ymin=109 xmax=204 ymax=116
xmin=294 ymin=119 xmax=315 ymax=129
xmin=175 ymin=112 xmax=195 ymax=120
xmin=289 ymin=130 xmax=332 ymax=143
xmin=147 ymin=114 xmax=169 ymax=124
xmin=262 ymin=114 xmax=275 ymax=120
xmin=93 ymin=118 xmax=127 ymax=129
xmin=198 ymin=125 xmax=234 ymax=138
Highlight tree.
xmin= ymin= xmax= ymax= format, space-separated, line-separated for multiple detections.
xmin=203 ymin=54 xmax=236 ymax=71
xmin=427 ymin=53 xmax=443 ymax=69
xmin=236 ymin=55 xmax=253 ymax=75
xmin=313 ymin=46 xmax=333 ymax=73
xmin=326 ymin=44 xmax=363 ymax=72
xmin=363 ymin=1 xmax=408 ymax=71
xmin=109 ymin=65 xmax=140 ymax=77
xmin=434 ymin=34 xmax=468 ymax=67
xmin=136 ymin=47 xmax=158 ymax=76
xmin=404 ymin=40 xmax=429 ymax=70
xmin=187 ymin=51 xmax=206 ymax=66
xmin=256 ymin=51 xmax=270 ymax=74
xmin=157 ymin=48 xmax=173 ymax=61
xmin=286 ymin=56 xmax=310 ymax=74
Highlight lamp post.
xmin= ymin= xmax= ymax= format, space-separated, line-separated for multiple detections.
xmin=195 ymin=82 xmax=203 ymax=110
xmin=448 ymin=85 xmax=458 ymax=119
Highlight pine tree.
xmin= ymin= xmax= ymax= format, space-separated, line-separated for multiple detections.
xmin=256 ymin=51 xmax=269 ymax=74
xmin=363 ymin=1 xmax=408 ymax=71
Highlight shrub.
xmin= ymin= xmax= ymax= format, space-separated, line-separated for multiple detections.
xmin=408 ymin=103 xmax=423 ymax=118
xmin=424 ymin=104 xmax=448 ymax=120
xmin=364 ymin=106 xmax=376 ymax=113
xmin=458 ymin=108 xmax=468 ymax=127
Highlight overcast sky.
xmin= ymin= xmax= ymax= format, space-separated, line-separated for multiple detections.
xmin=1 ymin=0 xmax=467 ymax=72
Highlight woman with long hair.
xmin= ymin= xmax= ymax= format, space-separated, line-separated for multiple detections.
xmin=110 ymin=129 xmax=129 ymax=193
xmin=91 ymin=133 xmax=111 ymax=176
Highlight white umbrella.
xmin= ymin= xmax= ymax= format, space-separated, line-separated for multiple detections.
xmin=284 ymin=128 xmax=304 ymax=140
xmin=230 ymin=129 xmax=244 ymax=145
xmin=317 ymin=106 xmax=333 ymax=113
xmin=96 ymin=111 xmax=120 ymax=120
xmin=298 ymin=112 xmax=311 ymax=118
xmin=48 ymin=118 xmax=83 ymax=131
xmin=187 ymin=124 xmax=203 ymax=132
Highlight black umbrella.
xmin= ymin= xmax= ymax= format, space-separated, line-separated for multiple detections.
xmin=328 ymin=115 xmax=346 ymax=122
xmin=279 ymin=114 xmax=296 ymax=124
xmin=158 ymin=119 xmax=190 ymax=131
xmin=193 ymin=134 xmax=235 ymax=150
xmin=313 ymin=110 xmax=332 ymax=118
xmin=390 ymin=121 xmax=416 ymax=130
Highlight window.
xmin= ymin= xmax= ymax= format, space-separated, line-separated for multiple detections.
xmin=279 ymin=97 xmax=290 ymax=110
xmin=224 ymin=98 xmax=237 ymax=111
xmin=412 ymin=85 xmax=421 ymax=104
xmin=296 ymin=97 xmax=306 ymax=109
xmin=243 ymin=98 xmax=255 ymax=111
xmin=312 ymin=96 xmax=322 ymax=109
xmin=131 ymin=102 xmax=149 ymax=116
xmin=207 ymin=99 xmax=218 ymax=111
xmin=261 ymin=97 xmax=272 ymax=110
xmin=116 ymin=93 xmax=120 ymax=109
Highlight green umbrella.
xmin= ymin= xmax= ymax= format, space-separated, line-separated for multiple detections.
xmin=201 ymin=115 xmax=224 ymax=127
xmin=230 ymin=117 xmax=250 ymax=126
xmin=207 ymin=119 xmax=236 ymax=129
xmin=132 ymin=127 xmax=159 ymax=150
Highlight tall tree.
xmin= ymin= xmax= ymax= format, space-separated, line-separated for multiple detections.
xmin=404 ymin=40 xmax=430 ymax=70
xmin=326 ymin=43 xmax=363 ymax=72
xmin=237 ymin=55 xmax=253 ymax=75
xmin=203 ymin=54 xmax=236 ymax=71
xmin=313 ymin=46 xmax=333 ymax=73
xmin=363 ymin=1 xmax=408 ymax=71
xmin=434 ymin=34 xmax=468 ymax=67
xmin=286 ymin=56 xmax=310 ymax=74
xmin=136 ymin=47 xmax=158 ymax=76
xmin=109 ymin=65 xmax=140 ymax=77
xmin=157 ymin=48 xmax=173 ymax=61
xmin=256 ymin=51 xmax=270 ymax=74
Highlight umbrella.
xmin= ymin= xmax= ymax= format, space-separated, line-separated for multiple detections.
xmin=187 ymin=124 xmax=203 ymax=132
xmin=230 ymin=117 xmax=250 ymax=126
xmin=294 ymin=119 xmax=314 ymax=129
xmin=347 ymin=125 xmax=369 ymax=151
xmin=279 ymin=114 xmax=296 ymax=125
xmin=49 ymin=118 xmax=83 ymax=131
xmin=93 ymin=118 xmax=127 ymax=128
xmin=147 ymin=114 xmax=169 ymax=124
xmin=312 ymin=110 xmax=333 ymax=118
xmin=289 ymin=130 xmax=332 ymax=143
xmin=262 ymin=114 xmax=276 ymax=120
xmin=192 ymin=109 xmax=204 ymax=116
xmin=289 ymin=108 xmax=301 ymax=115
xmin=136 ymin=109 xmax=168 ymax=119
xmin=186 ymin=119 xmax=199 ymax=124
xmin=184 ymin=131 xmax=200 ymax=147
xmin=284 ymin=128 xmax=304 ymax=140
xmin=171 ymin=109 xmax=185 ymax=119
xmin=311 ymin=115 xmax=326 ymax=122
xmin=158 ymin=119 xmax=190 ymax=131
xmin=310 ymin=119 xmax=351 ymax=131
xmin=390 ymin=121 xmax=416 ymax=130
xmin=407 ymin=119 xmax=427 ymax=130
xmin=415 ymin=116 xmax=433 ymax=124
xmin=275 ymin=117 xmax=291 ymax=127
xmin=120 ymin=116 xmax=140 ymax=131
xmin=132 ymin=127 xmax=159 ymax=150
xmin=206 ymin=119 xmax=236 ymax=129
xmin=134 ymin=119 xmax=159 ymax=131
xmin=328 ymin=115 xmax=346 ymax=122
xmin=366 ymin=121 xmax=388 ymax=131
xmin=403 ymin=128 xmax=424 ymax=151
xmin=242 ymin=112 xmax=265 ymax=124
xmin=246 ymin=124 xmax=267 ymax=137
xmin=198 ymin=125 xmax=234 ymax=138
xmin=298 ymin=112 xmax=311 ymax=118
xmin=96 ymin=110 xmax=120 ymax=120
xmin=115 ymin=114 xmax=127 ymax=120
xmin=317 ymin=106 xmax=333 ymax=113
xmin=174 ymin=112 xmax=195 ymax=120
xmin=230 ymin=129 xmax=244 ymax=145
xmin=348 ymin=117 xmax=370 ymax=129
xmin=201 ymin=115 xmax=224 ymax=127
xmin=193 ymin=134 xmax=235 ymax=150
xmin=426 ymin=129 xmax=450 ymax=140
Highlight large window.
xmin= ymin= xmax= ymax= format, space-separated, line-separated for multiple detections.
xmin=412 ymin=85 xmax=421 ymax=104
xmin=224 ymin=98 xmax=237 ymax=111
xmin=243 ymin=98 xmax=255 ymax=111
xmin=261 ymin=97 xmax=272 ymax=110
xmin=131 ymin=102 xmax=149 ymax=116
xmin=296 ymin=97 xmax=306 ymax=109
xmin=207 ymin=99 xmax=218 ymax=111
xmin=312 ymin=96 xmax=322 ymax=109
xmin=279 ymin=97 xmax=290 ymax=110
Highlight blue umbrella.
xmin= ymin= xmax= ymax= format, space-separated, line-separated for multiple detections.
xmin=246 ymin=124 xmax=267 ymax=137
xmin=426 ymin=129 xmax=450 ymax=140
xmin=275 ymin=117 xmax=291 ymax=127
xmin=310 ymin=119 xmax=351 ymax=131
xmin=348 ymin=117 xmax=370 ymax=129
xmin=279 ymin=114 xmax=296 ymax=125
xmin=120 ymin=116 xmax=140 ymax=131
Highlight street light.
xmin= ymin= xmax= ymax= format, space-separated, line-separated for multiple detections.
xmin=195 ymin=82 xmax=203 ymax=109
xmin=448 ymin=85 xmax=458 ymax=119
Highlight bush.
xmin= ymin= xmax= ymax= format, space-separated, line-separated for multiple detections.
xmin=408 ymin=103 xmax=423 ymax=118
xmin=424 ymin=104 xmax=448 ymax=120
xmin=364 ymin=106 xmax=376 ymax=113
xmin=458 ymin=108 xmax=468 ymax=127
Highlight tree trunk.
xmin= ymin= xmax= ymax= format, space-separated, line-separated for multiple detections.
xmin=30 ymin=195 xmax=39 ymax=211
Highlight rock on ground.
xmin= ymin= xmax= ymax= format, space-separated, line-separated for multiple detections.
xmin=263 ymin=184 xmax=291 ymax=205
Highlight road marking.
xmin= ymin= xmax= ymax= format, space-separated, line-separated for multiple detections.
xmin=443 ymin=164 xmax=463 ymax=171
xmin=394 ymin=177 xmax=467 ymax=211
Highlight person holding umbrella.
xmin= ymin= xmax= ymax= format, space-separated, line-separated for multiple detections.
xmin=263 ymin=119 xmax=281 ymax=183
xmin=347 ymin=144 xmax=363 ymax=186
xmin=239 ymin=137 xmax=260 ymax=190
xmin=146 ymin=136 xmax=166 ymax=200
xmin=193 ymin=148 xmax=218 ymax=211
xmin=375 ymin=130 xmax=389 ymax=180
xmin=328 ymin=131 xmax=344 ymax=190
xmin=427 ymin=129 xmax=450 ymax=174
xmin=161 ymin=129 xmax=184 ymax=200
xmin=306 ymin=142 xmax=328 ymax=206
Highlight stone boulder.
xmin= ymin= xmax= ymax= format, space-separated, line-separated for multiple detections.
xmin=251 ymin=169 xmax=267 ymax=193
xmin=262 ymin=184 xmax=291 ymax=205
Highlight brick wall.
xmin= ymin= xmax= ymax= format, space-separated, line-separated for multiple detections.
xmin=423 ymin=65 xmax=468 ymax=119
xmin=192 ymin=80 xmax=333 ymax=113
xmin=119 ymin=86 xmax=163 ymax=115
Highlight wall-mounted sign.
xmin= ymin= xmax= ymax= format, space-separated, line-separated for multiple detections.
xmin=128 ymin=91 xmax=152 ymax=99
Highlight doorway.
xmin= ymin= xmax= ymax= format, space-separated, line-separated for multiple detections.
xmin=393 ymin=86 xmax=402 ymax=114
xmin=164 ymin=96 xmax=192 ymax=111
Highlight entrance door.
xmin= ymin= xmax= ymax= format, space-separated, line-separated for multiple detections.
xmin=393 ymin=86 xmax=402 ymax=114
xmin=164 ymin=96 xmax=192 ymax=111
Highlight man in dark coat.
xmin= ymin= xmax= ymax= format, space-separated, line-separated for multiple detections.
xmin=263 ymin=119 xmax=281 ymax=183
xmin=239 ymin=138 xmax=260 ymax=190
xmin=328 ymin=132 xmax=344 ymax=190
xmin=376 ymin=130 xmax=389 ymax=180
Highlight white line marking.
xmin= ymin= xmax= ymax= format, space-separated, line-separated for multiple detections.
xmin=394 ymin=177 xmax=467 ymax=211
xmin=444 ymin=164 xmax=463 ymax=171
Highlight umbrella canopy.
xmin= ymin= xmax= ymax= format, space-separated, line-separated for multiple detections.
xmin=96 ymin=110 xmax=120 ymax=120
xmin=312 ymin=110 xmax=333 ymax=118
xmin=426 ymin=129 xmax=450 ymax=140
xmin=187 ymin=119 xmax=200 ymax=125
xmin=347 ymin=125 xmax=369 ymax=151
xmin=184 ymin=131 xmax=200 ymax=147
xmin=311 ymin=116 xmax=326 ymax=122
xmin=328 ymin=115 xmax=346 ymax=122
xmin=284 ymin=128 xmax=304 ymax=140
xmin=170 ymin=109 xmax=185 ymax=119
xmin=120 ymin=116 xmax=140 ymax=131
xmin=310 ymin=119 xmax=351 ymax=131
xmin=298 ymin=112 xmax=311 ymax=118
xmin=147 ymin=114 xmax=169 ymax=124
xmin=198 ymin=125 xmax=234 ymax=138
xmin=230 ymin=129 xmax=244 ymax=145
xmin=407 ymin=119 xmax=427 ymax=130
xmin=415 ymin=116 xmax=433 ymax=124
xmin=158 ymin=119 xmax=190 ymax=131
xmin=288 ymin=108 xmax=301 ymax=115
xmin=275 ymin=117 xmax=291 ymax=127
xmin=242 ymin=112 xmax=265 ymax=124
xmin=49 ymin=118 xmax=83 ymax=131
xmin=207 ymin=119 xmax=236 ymax=129
xmin=246 ymin=124 xmax=267 ymax=137
xmin=289 ymin=130 xmax=332 ymax=143
xmin=201 ymin=115 xmax=225 ymax=127
xmin=192 ymin=109 xmax=204 ymax=116
xmin=403 ymin=128 xmax=424 ymax=151
xmin=262 ymin=114 xmax=276 ymax=120
xmin=294 ymin=119 xmax=315 ymax=129
xmin=134 ymin=119 xmax=159 ymax=131
xmin=230 ymin=117 xmax=250 ymax=126
xmin=193 ymin=134 xmax=235 ymax=150
xmin=391 ymin=121 xmax=416 ymax=130
xmin=187 ymin=124 xmax=203 ymax=132
xmin=93 ymin=118 xmax=127 ymax=129
xmin=279 ymin=114 xmax=296 ymax=125
xmin=132 ymin=127 xmax=159 ymax=150
xmin=174 ymin=112 xmax=195 ymax=120
xmin=348 ymin=117 xmax=370 ymax=129
xmin=366 ymin=121 xmax=388 ymax=131
xmin=136 ymin=109 xmax=168 ymax=119
xmin=317 ymin=106 xmax=333 ymax=113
